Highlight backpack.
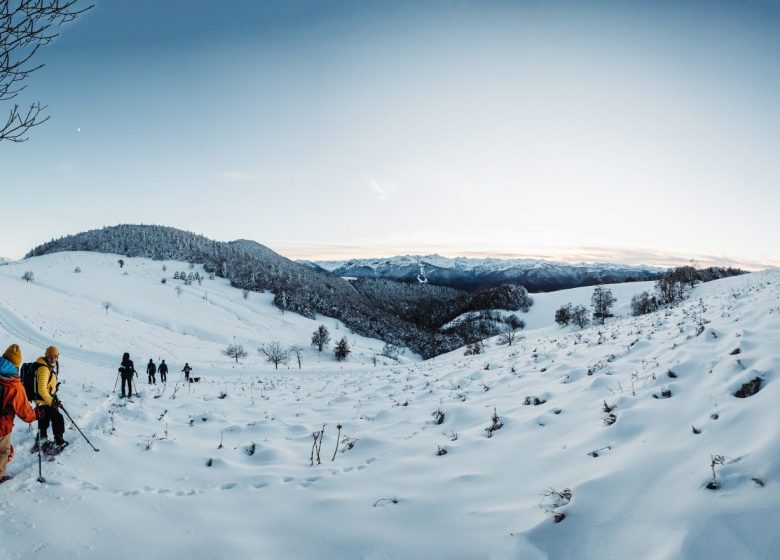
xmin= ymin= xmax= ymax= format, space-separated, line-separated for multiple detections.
xmin=20 ymin=362 xmax=48 ymax=402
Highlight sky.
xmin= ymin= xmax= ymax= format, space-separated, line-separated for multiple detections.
xmin=1 ymin=0 xmax=778 ymax=269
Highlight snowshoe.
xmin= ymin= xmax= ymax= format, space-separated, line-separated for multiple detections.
xmin=31 ymin=438 xmax=50 ymax=454
xmin=44 ymin=441 xmax=68 ymax=459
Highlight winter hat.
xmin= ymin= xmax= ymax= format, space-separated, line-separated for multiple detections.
xmin=45 ymin=346 xmax=59 ymax=360
xmin=2 ymin=344 xmax=22 ymax=368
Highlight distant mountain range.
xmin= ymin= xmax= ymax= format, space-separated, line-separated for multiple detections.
xmin=306 ymin=255 xmax=664 ymax=292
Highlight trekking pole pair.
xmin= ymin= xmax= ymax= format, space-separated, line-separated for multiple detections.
xmin=58 ymin=402 xmax=100 ymax=452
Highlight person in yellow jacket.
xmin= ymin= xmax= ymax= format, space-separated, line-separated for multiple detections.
xmin=32 ymin=346 xmax=67 ymax=453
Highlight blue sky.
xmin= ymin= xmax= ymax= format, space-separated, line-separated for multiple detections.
xmin=1 ymin=0 xmax=778 ymax=268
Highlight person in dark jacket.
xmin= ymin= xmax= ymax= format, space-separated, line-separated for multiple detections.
xmin=0 ymin=344 xmax=41 ymax=480
xmin=146 ymin=359 xmax=156 ymax=384
xmin=158 ymin=360 xmax=168 ymax=383
xmin=182 ymin=363 xmax=192 ymax=382
xmin=118 ymin=352 xmax=136 ymax=398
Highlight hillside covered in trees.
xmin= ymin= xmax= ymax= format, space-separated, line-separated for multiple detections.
xmin=26 ymin=225 xmax=535 ymax=358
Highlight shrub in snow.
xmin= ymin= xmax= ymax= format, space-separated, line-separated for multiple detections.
xmin=117 ymin=259 xmax=124 ymax=268
xmin=310 ymin=424 xmax=325 ymax=466
xmin=485 ymin=408 xmax=503 ymax=438
xmin=630 ymin=291 xmax=658 ymax=316
xmin=588 ymin=446 xmax=611 ymax=458
xmin=524 ymin=396 xmax=546 ymax=406
xmin=603 ymin=413 xmax=617 ymax=426
xmin=74 ymin=266 xmax=81 ymax=273
xmin=540 ymin=487 xmax=572 ymax=523
xmin=334 ymin=337 xmax=351 ymax=361
xmin=653 ymin=386 xmax=672 ymax=399
xmin=706 ymin=455 xmax=727 ymax=490
xmin=432 ymin=409 xmax=445 ymax=425
xmin=464 ymin=341 xmax=482 ymax=355
xmin=22 ymin=270 xmax=34 ymax=282
xmin=436 ymin=446 xmax=448 ymax=456
xmin=555 ymin=304 xmax=572 ymax=326
xmin=734 ymin=377 xmax=763 ymax=398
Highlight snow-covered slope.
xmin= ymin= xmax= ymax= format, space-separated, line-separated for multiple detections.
xmin=0 ymin=252 xmax=407 ymax=369
xmin=0 ymin=255 xmax=778 ymax=560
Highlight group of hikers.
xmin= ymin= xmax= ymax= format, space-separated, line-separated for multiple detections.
xmin=0 ymin=344 xmax=65 ymax=481
xmin=1 ymin=342 xmax=197 ymax=481
xmin=117 ymin=354 xmax=193 ymax=397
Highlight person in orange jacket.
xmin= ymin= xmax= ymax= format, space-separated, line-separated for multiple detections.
xmin=0 ymin=344 xmax=41 ymax=481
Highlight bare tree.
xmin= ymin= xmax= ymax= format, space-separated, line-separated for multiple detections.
xmin=259 ymin=341 xmax=289 ymax=370
xmin=311 ymin=324 xmax=330 ymax=352
xmin=223 ymin=343 xmax=247 ymax=363
xmin=289 ymin=345 xmax=303 ymax=369
xmin=2 ymin=2 xmax=93 ymax=142
xmin=571 ymin=305 xmax=590 ymax=329
xmin=102 ymin=301 xmax=110 ymax=314
xmin=497 ymin=326 xmax=520 ymax=346
xmin=21 ymin=270 xmax=34 ymax=282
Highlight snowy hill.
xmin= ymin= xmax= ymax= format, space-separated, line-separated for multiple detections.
xmin=0 ymin=255 xmax=778 ymax=559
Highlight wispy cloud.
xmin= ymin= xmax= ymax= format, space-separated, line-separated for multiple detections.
xmin=368 ymin=178 xmax=398 ymax=202
xmin=219 ymin=171 xmax=256 ymax=182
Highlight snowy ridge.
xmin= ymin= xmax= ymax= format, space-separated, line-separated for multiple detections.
xmin=0 ymin=254 xmax=778 ymax=559
xmin=312 ymin=254 xmax=663 ymax=292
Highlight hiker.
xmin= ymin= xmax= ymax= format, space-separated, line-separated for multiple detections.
xmin=146 ymin=359 xmax=156 ymax=384
xmin=118 ymin=352 xmax=136 ymax=398
xmin=0 ymin=344 xmax=41 ymax=481
xmin=158 ymin=360 xmax=168 ymax=383
xmin=32 ymin=346 xmax=68 ymax=453
xmin=182 ymin=363 xmax=192 ymax=382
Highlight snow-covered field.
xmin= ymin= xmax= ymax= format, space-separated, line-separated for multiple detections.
xmin=1 ymin=253 xmax=778 ymax=559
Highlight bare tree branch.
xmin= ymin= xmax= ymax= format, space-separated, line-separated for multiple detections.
xmin=1 ymin=0 xmax=92 ymax=142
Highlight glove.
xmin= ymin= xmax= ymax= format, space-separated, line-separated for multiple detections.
xmin=52 ymin=397 xmax=62 ymax=409
xmin=34 ymin=407 xmax=44 ymax=419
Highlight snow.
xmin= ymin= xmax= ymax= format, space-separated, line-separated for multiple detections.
xmin=0 ymin=252 xmax=778 ymax=559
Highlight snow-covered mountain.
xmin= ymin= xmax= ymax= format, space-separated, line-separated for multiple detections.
xmin=310 ymin=254 xmax=664 ymax=292
xmin=0 ymin=252 xmax=777 ymax=559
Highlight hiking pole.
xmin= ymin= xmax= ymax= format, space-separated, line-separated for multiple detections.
xmin=58 ymin=403 xmax=100 ymax=452
xmin=113 ymin=372 xmax=119 ymax=393
xmin=36 ymin=432 xmax=45 ymax=483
